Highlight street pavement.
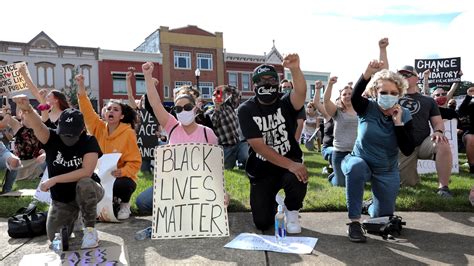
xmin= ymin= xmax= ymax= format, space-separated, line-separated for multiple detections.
xmin=1 ymin=212 xmax=473 ymax=265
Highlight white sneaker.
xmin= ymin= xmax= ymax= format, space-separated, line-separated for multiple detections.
xmin=81 ymin=227 xmax=99 ymax=249
xmin=117 ymin=203 xmax=131 ymax=220
xmin=286 ymin=210 xmax=302 ymax=234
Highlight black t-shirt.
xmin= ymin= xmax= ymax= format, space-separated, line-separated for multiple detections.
xmin=237 ymin=94 xmax=302 ymax=177
xmin=43 ymin=130 xmax=102 ymax=203
xmin=322 ymin=118 xmax=334 ymax=148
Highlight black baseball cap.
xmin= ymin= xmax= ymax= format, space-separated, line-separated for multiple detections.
xmin=252 ymin=64 xmax=279 ymax=83
xmin=397 ymin=65 xmax=418 ymax=76
xmin=56 ymin=108 xmax=85 ymax=137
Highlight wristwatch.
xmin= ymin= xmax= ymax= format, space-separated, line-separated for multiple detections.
xmin=434 ymin=129 xmax=444 ymax=134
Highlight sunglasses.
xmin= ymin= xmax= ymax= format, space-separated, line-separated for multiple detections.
xmin=434 ymin=92 xmax=447 ymax=97
xmin=174 ymin=103 xmax=194 ymax=114
xmin=256 ymin=77 xmax=279 ymax=86
xmin=401 ymin=72 xmax=416 ymax=78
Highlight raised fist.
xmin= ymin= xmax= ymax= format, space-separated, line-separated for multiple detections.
xmin=329 ymin=76 xmax=338 ymax=85
xmin=379 ymin=38 xmax=389 ymax=49
xmin=315 ymin=80 xmax=323 ymax=89
xmin=142 ymin=62 xmax=154 ymax=75
xmin=282 ymin=53 xmax=300 ymax=70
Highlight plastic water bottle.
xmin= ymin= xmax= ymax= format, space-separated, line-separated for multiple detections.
xmin=135 ymin=226 xmax=152 ymax=240
xmin=52 ymin=232 xmax=63 ymax=255
xmin=275 ymin=205 xmax=287 ymax=245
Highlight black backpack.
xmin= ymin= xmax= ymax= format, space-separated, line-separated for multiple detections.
xmin=363 ymin=216 xmax=405 ymax=239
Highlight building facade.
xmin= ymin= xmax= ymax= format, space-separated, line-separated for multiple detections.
xmin=0 ymin=31 xmax=100 ymax=105
xmin=136 ymin=25 xmax=224 ymax=103
xmin=98 ymin=49 xmax=162 ymax=106
xmin=285 ymin=70 xmax=331 ymax=102
xmin=224 ymin=43 xmax=284 ymax=100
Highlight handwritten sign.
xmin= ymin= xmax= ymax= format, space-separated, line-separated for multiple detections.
xmin=0 ymin=62 xmax=31 ymax=95
xmin=137 ymin=109 xmax=159 ymax=160
xmin=417 ymin=119 xmax=459 ymax=174
xmin=19 ymin=245 xmax=128 ymax=265
xmin=152 ymin=143 xmax=229 ymax=239
xmin=415 ymin=57 xmax=461 ymax=90
xmin=224 ymin=233 xmax=318 ymax=254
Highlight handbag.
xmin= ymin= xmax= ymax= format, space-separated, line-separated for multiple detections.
xmin=8 ymin=203 xmax=47 ymax=238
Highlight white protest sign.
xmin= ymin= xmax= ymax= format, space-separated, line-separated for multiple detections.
xmin=417 ymin=119 xmax=459 ymax=174
xmin=224 ymin=233 xmax=318 ymax=254
xmin=0 ymin=62 xmax=31 ymax=95
xmin=152 ymin=143 xmax=229 ymax=239
xmin=34 ymin=168 xmax=52 ymax=204
xmin=19 ymin=245 xmax=128 ymax=265
xmin=96 ymin=153 xmax=122 ymax=222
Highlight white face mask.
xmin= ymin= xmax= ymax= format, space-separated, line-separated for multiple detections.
xmin=176 ymin=110 xmax=195 ymax=126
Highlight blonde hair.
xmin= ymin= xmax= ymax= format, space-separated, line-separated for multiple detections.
xmin=365 ymin=69 xmax=408 ymax=98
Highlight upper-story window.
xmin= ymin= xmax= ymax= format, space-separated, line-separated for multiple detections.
xmin=0 ymin=60 xmax=7 ymax=66
xmin=228 ymin=72 xmax=238 ymax=88
xmin=112 ymin=73 xmax=126 ymax=95
xmin=80 ymin=65 xmax=92 ymax=88
xmin=174 ymin=51 xmax=191 ymax=69
xmin=63 ymin=64 xmax=74 ymax=88
xmin=242 ymin=73 xmax=251 ymax=91
xmin=197 ymin=53 xmax=213 ymax=70
xmin=35 ymin=62 xmax=55 ymax=88
xmin=135 ymin=73 xmax=146 ymax=95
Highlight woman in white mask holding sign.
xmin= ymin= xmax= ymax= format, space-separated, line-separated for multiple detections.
xmin=342 ymin=60 xmax=415 ymax=243
xmin=136 ymin=62 xmax=218 ymax=214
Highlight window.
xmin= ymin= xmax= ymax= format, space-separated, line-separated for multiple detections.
xmin=228 ymin=72 xmax=238 ymax=87
xmin=197 ymin=53 xmax=213 ymax=70
xmin=242 ymin=73 xmax=251 ymax=91
xmin=198 ymin=82 xmax=214 ymax=99
xmin=164 ymin=85 xmax=169 ymax=99
xmin=63 ymin=64 xmax=74 ymax=88
xmin=35 ymin=62 xmax=55 ymax=88
xmin=135 ymin=74 xmax=146 ymax=95
xmin=0 ymin=60 xmax=7 ymax=66
xmin=310 ymin=84 xmax=315 ymax=98
xmin=112 ymin=73 xmax=126 ymax=95
xmin=174 ymin=51 xmax=191 ymax=69
xmin=80 ymin=65 xmax=92 ymax=88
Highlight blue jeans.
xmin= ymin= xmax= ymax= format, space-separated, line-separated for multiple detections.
xmin=342 ymin=155 xmax=400 ymax=220
xmin=223 ymin=141 xmax=249 ymax=169
xmin=1 ymin=143 xmax=18 ymax=193
xmin=330 ymin=150 xmax=350 ymax=187
xmin=135 ymin=186 xmax=153 ymax=214
xmin=321 ymin=146 xmax=334 ymax=163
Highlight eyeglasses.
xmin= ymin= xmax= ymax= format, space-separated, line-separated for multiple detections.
xmin=401 ymin=72 xmax=416 ymax=78
xmin=379 ymin=91 xmax=399 ymax=96
xmin=174 ymin=103 xmax=194 ymax=113
xmin=434 ymin=92 xmax=447 ymax=97
xmin=256 ymin=77 xmax=279 ymax=86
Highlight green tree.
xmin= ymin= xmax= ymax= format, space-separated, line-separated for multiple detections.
xmin=455 ymin=81 xmax=473 ymax=96
xmin=62 ymin=67 xmax=94 ymax=108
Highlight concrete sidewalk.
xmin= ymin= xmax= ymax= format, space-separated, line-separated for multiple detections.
xmin=1 ymin=212 xmax=473 ymax=265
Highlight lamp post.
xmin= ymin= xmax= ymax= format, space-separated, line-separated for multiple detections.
xmin=195 ymin=68 xmax=200 ymax=91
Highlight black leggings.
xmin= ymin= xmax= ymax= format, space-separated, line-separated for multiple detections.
xmin=249 ymin=171 xmax=307 ymax=231
xmin=113 ymin=177 xmax=137 ymax=203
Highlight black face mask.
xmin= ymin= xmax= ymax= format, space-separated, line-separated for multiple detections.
xmin=255 ymin=84 xmax=279 ymax=104
xmin=60 ymin=135 xmax=80 ymax=147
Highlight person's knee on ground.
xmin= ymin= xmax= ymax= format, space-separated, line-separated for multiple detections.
xmin=135 ymin=186 xmax=153 ymax=215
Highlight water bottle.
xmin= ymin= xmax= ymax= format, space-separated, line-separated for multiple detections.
xmin=275 ymin=205 xmax=286 ymax=245
xmin=135 ymin=226 xmax=152 ymax=240
xmin=52 ymin=232 xmax=63 ymax=255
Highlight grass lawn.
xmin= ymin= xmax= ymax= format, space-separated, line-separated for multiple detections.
xmin=1 ymin=145 xmax=473 ymax=218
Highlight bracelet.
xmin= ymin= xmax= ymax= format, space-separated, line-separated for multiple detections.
xmin=434 ymin=129 xmax=444 ymax=134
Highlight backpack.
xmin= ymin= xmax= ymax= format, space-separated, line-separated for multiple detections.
xmin=8 ymin=203 xmax=47 ymax=238
xmin=362 ymin=215 xmax=405 ymax=240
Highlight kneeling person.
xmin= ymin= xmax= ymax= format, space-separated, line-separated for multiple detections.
xmin=237 ymin=54 xmax=308 ymax=233
xmin=14 ymin=96 xmax=103 ymax=249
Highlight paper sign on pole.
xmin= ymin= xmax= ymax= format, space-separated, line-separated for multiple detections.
xmin=152 ymin=143 xmax=229 ymax=239
xmin=96 ymin=153 xmax=122 ymax=222
xmin=0 ymin=62 xmax=31 ymax=95
xmin=417 ymin=119 xmax=459 ymax=174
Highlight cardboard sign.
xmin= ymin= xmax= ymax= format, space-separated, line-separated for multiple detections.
xmin=19 ymin=245 xmax=128 ymax=265
xmin=417 ymin=119 xmax=459 ymax=174
xmin=152 ymin=143 xmax=229 ymax=239
xmin=137 ymin=109 xmax=159 ymax=160
xmin=0 ymin=62 xmax=31 ymax=95
xmin=415 ymin=57 xmax=461 ymax=90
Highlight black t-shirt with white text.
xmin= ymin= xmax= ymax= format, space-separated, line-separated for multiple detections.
xmin=43 ymin=130 xmax=102 ymax=203
xmin=237 ymin=94 xmax=302 ymax=177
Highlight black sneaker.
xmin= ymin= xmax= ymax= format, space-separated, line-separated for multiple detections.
xmin=437 ymin=186 xmax=453 ymax=198
xmin=347 ymin=222 xmax=367 ymax=243
xmin=361 ymin=198 xmax=372 ymax=215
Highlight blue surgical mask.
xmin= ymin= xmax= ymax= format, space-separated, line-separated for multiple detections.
xmin=377 ymin=94 xmax=399 ymax=110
